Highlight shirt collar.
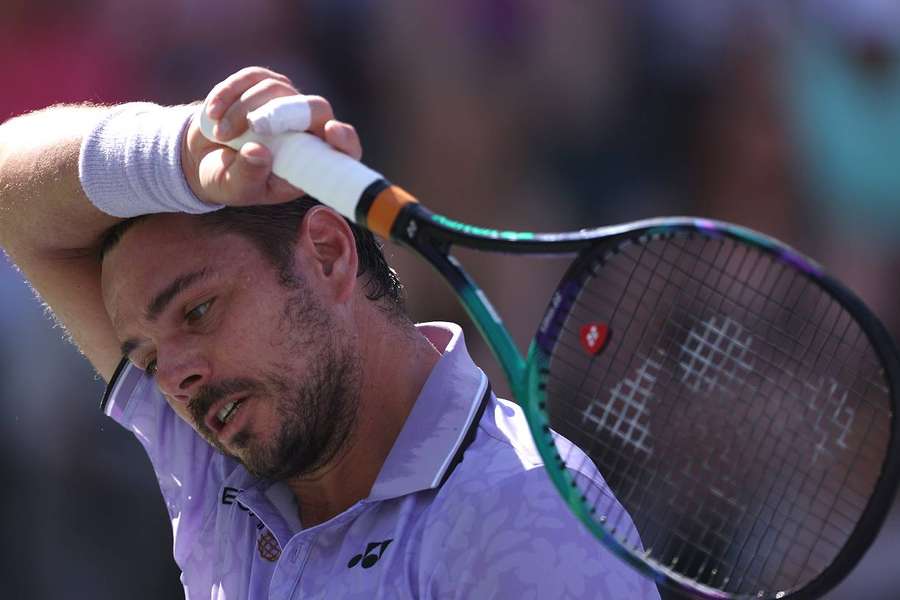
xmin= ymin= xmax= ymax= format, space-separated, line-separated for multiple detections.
xmin=230 ymin=322 xmax=492 ymax=541
xmin=367 ymin=321 xmax=490 ymax=501
xmin=101 ymin=321 xmax=492 ymax=503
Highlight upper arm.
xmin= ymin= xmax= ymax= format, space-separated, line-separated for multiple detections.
xmin=9 ymin=249 xmax=123 ymax=381
xmin=0 ymin=106 xmax=125 ymax=381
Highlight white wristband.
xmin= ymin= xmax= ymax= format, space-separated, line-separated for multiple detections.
xmin=78 ymin=102 xmax=222 ymax=218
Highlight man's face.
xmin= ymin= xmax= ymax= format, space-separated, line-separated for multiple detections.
xmin=100 ymin=213 xmax=360 ymax=480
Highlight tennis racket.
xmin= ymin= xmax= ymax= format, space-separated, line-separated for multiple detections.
xmin=198 ymin=108 xmax=900 ymax=599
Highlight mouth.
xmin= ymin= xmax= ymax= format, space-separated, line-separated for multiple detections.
xmin=204 ymin=395 xmax=250 ymax=435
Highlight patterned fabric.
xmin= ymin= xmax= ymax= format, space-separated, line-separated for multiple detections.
xmin=102 ymin=322 xmax=660 ymax=599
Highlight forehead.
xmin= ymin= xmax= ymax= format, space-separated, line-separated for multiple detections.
xmin=99 ymin=214 xmax=261 ymax=325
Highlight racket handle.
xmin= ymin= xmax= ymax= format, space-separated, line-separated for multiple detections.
xmin=196 ymin=104 xmax=383 ymax=224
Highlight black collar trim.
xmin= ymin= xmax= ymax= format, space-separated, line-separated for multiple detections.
xmin=437 ymin=382 xmax=492 ymax=488
xmin=99 ymin=356 xmax=130 ymax=412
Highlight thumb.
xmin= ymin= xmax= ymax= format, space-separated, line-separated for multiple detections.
xmin=197 ymin=142 xmax=275 ymax=205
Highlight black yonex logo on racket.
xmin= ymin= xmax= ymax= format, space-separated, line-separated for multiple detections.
xmin=347 ymin=539 xmax=393 ymax=569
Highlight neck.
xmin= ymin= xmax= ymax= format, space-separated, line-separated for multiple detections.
xmin=285 ymin=316 xmax=441 ymax=527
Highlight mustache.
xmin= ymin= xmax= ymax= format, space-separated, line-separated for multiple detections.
xmin=189 ymin=378 xmax=263 ymax=429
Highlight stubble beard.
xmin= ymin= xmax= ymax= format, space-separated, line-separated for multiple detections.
xmin=234 ymin=345 xmax=361 ymax=481
xmin=190 ymin=281 xmax=362 ymax=481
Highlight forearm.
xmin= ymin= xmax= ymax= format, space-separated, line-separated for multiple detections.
xmin=0 ymin=104 xmax=122 ymax=260
xmin=0 ymin=69 xmax=333 ymax=380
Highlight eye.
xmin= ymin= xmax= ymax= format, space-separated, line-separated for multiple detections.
xmin=185 ymin=298 xmax=215 ymax=324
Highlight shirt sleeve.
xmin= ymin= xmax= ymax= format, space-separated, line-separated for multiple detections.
xmin=101 ymin=359 xmax=238 ymax=565
xmin=422 ymin=466 xmax=661 ymax=600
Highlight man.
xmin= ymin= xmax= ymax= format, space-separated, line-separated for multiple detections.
xmin=0 ymin=66 xmax=658 ymax=598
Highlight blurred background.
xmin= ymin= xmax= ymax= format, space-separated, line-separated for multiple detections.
xmin=2 ymin=0 xmax=900 ymax=597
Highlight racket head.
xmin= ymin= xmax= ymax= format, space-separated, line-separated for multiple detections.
xmin=522 ymin=218 xmax=900 ymax=599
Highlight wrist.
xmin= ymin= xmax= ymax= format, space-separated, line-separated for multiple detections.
xmin=78 ymin=102 xmax=223 ymax=218
xmin=181 ymin=112 xmax=206 ymax=203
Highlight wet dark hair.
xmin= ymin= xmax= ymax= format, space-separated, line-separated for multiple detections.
xmin=99 ymin=197 xmax=406 ymax=317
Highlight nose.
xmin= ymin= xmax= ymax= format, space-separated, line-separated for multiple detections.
xmin=155 ymin=342 xmax=211 ymax=403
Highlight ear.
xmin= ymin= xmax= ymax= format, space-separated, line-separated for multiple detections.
xmin=296 ymin=206 xmax=359 ymax=304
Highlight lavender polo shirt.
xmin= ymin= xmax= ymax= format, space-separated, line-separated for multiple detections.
xmin=101 ymin=322 xmax=660 ymax=599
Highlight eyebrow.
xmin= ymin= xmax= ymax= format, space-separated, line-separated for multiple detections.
xmin=146 ymin=268 xmax=213 ymax=322
xmin=118 ymin=268 xmax=212 ymax=358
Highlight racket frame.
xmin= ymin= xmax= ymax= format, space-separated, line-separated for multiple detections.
xmin=195 ymin=113 xmax=900 ymax=599
xmin=386 ymin=203 xmax=900 ymax=600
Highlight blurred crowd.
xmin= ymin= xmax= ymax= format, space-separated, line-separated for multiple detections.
xmin=3 ymin=0 xmax=900 ymax=598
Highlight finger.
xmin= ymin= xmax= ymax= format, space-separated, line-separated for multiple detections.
xmin=248 ymin=95 xmax=335 ymax=137
xmin=248 ymin=96 xmax=311 ymax=136
xmin=197 ymin=147 xmax=237 ymax=202
xmin=215 ymin=78 xmax=300 ymax=141
xmin=324 ymin=120 xmax=363 ymax=160
xmin=306 ymin=96 xmax=334 ymax=137
xmin=197 ymin=143 xmax=277 ymax=205
xmin=205 ymin=66 xmax=293 ymax=120
xmin=303 ymin=95 xmax=337 ymax=137
xmin=266 ymin=174 xmax=305 ymax=202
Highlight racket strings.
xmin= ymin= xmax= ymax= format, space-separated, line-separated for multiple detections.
xmin=607 ymin=235 xmax=789 ymax=583
xmin=748 ymin=305 xmax=882 ymax=587
xmin=550 ymin=235 xmax=683 ymax=541
xmin=648 ymin=292 xmax=880 ymax=584
xmin=559 ymin=235 xmax=694 ymax=544
xmin=564 ymin=338 xmax=864 ymax=592
xmin=625 ymin=239 xmax=875 ymax=373
xmin=556 ymin=241 xmax=856 ymax=500
xmin=573 ymin=237 xmax=883 ymax=378
xmin=684 ymin=270 xmax=864 ymax=579
xmin=552 ymin=281 xmax=879 ymax=472
xmin=652 ymin=255 xmax=884 ymax=588
xmin=555 ymin=235 xmax=767 ymax=553
xmin=561 ymin=234 xmax=751 ymax=579
xmin=742 ymin=301 xmax=889 ymax=587
xmin=543 ymin=230 xmax=892 ymax=595
xmin=762 ymin=370 xmax=890 ymax=588
xmin=552 ymin=292 xmax=876 ymax=528
xmin=558 ymin=241 xmax=883 ymax=473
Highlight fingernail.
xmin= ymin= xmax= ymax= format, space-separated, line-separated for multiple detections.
xmin=245 ymin=153 xmax=267 ymax=167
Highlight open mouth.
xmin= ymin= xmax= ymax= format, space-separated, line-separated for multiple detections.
xmin=217 ymin=398 xmax=245 ymax=425
xmin=205 ymin=396 xmax=249 ymax=433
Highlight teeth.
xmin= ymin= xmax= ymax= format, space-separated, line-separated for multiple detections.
xmin=217 ymin=399 xmax=242 ymax=425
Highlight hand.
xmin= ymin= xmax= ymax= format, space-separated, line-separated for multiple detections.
xmin=182 ymin=66 xmax=363 ymax=207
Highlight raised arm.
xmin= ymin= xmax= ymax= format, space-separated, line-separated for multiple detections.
xmin=0 ymin=66 xmax=361 ymax=383
xmin=0 ymin=105 xmax=125 ymax=380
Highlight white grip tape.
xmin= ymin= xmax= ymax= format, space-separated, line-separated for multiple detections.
xmin=246 ymin=95 xmax=312 ymax=135
xmin=197 ymin=104 xmax=382 ymax=222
